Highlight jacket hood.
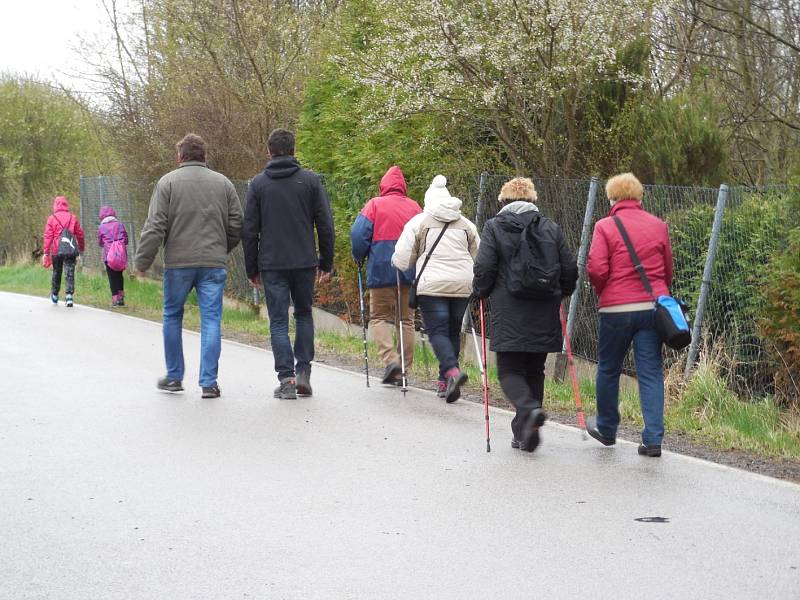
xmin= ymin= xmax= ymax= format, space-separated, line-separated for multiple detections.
xmin=424 ymin=195 xmax=463 ymax=223
xmin=99 ymin=205 xmax=117 ymax=221
xmin=265 ymin=155 xmax=301 ymax=179
xmin=495 ymin=208 xmax=539 ymax=233
xmin=379 ymin=166 xmax=407 ymax=196
xmin=498 ymin=200 xmax=539 ymax=215
xmin=53 ymin=196 xmax=69 ymax=212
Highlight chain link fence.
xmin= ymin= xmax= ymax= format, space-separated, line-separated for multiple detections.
xmin=80 ymin=173 xmax=799 ymax=396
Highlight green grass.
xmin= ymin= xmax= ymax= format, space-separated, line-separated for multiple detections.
xmin=2 ymin=262 xmax=798 ymax=460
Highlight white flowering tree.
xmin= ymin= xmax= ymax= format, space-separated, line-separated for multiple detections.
xmin=336 ymin=0 xmax=656 ymax=175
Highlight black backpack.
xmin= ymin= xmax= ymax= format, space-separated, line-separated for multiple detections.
xmin=54 ymin=214 xmax=80 ymax=259
xmin=506 ymin=214 xmax=561 ymax=299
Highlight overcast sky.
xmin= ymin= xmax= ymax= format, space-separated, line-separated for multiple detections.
xmin=0 ymin=0 xmax=126 ymax=90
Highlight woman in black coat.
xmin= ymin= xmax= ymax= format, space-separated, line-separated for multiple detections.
xmin=472 ymin=177 xmax=577 ymax=452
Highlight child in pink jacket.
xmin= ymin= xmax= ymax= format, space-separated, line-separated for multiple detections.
xmin=97 ymin=205 xmax=129 ymax=307
xmin=42 ymin=196 xmax=85 ymax=307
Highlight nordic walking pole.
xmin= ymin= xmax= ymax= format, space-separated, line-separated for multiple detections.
xmin=468 ymin=298 xmax=490 ymax=452
xmin=396 ymin=270 xmax=408 ymax=396
xmin=560 ymin=303 xmax=587 ymax=439
xmin=478 ymin=299 xmax=491 ymax=453
xmin=356 ymin=263 xmax=370 ymax=387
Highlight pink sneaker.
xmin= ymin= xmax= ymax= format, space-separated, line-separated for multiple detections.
xmin=436 ymin=380 xmax=447 ymax=398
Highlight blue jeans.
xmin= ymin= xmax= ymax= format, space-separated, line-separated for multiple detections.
xmin=596 ymin=310 xmax=665 ymax=446
xmin=163 ymin=268 xmax=227 ymax=387
xmin=262 ymin=268 xmax=316 ymax=381
xmin=418 ymin=295 xmax=469 ymax=377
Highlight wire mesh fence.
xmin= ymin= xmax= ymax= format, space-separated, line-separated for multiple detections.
xmin=79 ymin=172 xmax=800 ymax=397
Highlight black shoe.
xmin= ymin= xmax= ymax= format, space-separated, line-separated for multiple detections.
xmin=65 ymin=294 xmax=74 ymax=308
xmin=511 ymin=439 xmax=521 ymax=449
xmin=638 ymin=444 xmax=662 ymax=457
xmin=274 ymin=378 xmax=297 ymax=399
xmin=444 ymin=370 xmax=468 ymax=403
xmin=201 ymin=385 xmax=221 ymax=399
xmin=382 ymin=362 xmax=402 ymax=385
xmin=521 ymin=408 xmax=547 ymax=452
xmin=296 ymin=371 xmax=312 ymax=397
xmin=157 ymin=377 xmax=184 ymax=393
xmin=586 ymin=417 xmax=616 ymax=446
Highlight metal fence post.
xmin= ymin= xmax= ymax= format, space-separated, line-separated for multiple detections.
xmin=555 ymin=177 xmax=599 ymax=381
xmin=475 ymin=171 xmax=488 ymax=231
xmin=684 ymin=184 xmax=728 ymax=380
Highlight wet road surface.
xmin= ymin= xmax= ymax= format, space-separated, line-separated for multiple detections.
xmin=2 ymin=291 xmax=799 ymax=599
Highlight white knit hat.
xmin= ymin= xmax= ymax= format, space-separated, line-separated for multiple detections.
xmin=424 ymin=175 xmax=451 ymax=203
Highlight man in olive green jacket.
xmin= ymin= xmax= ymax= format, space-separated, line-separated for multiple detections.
xmin=134 ymin=133 xmax=243 ymax=398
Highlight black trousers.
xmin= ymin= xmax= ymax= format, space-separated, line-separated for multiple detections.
xmin=51 ymin=256 xmax=76 ymax=296
xmin=497 ymin=351 xmax=547 ymax=441
xmin=105 ymin=263 xmax=124 ymax=296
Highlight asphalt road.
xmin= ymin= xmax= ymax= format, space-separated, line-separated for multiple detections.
xmin=2 ymin=291 xmax=799 ymax=600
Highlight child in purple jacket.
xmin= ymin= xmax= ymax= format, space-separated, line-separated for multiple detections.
xmin=97 ymin=206 xmax=129 ymax=307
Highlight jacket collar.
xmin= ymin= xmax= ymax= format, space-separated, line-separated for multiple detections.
xmin=609 ymin=198 xmax=642 ymax=216
xmin=179 ymin=160 xmax=208 ymax=169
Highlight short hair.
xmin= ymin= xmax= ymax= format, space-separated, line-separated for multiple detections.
xmin=605 ymin=172 xmax=644 ymax=201
xmin=498 ymin=177 xmax=537 ymax=203
xmin=267 ymin=128 xmax=295 ymax=157
xmin=176 ymin=134 xmax=207 ymax=162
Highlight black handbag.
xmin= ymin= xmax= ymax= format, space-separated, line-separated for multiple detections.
xmin=612 ymin=216 xmax=691 ymax=350
xmin=408 ymin=222 xmax=450 ymax=309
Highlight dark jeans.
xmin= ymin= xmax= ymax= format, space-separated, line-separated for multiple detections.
xmin=163 ymin=267 xmax=227 ymax=387
xmin=105 ymin=263 xmax=124 ymax=296
xmin=418 ymin=295 xmax=469 ymax=377
xmin=262 ymin=268 xmax=316 ymax=381
xmin=497 ymin=352 xmax=547 ymax=442
xmin=596 ymin=310 xmax=665 ymax=446
xmin=51 ymin=256 xmax=76 ymax=296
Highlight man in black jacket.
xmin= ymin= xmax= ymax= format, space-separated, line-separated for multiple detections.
xmin=242 ymin=129 xmax=335 ymax=399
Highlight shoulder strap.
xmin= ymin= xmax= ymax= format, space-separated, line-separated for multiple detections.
xmin=612 ymin=215 xmax=654 ymax=298
xmin=415 ymin=222 xmax=450 ymax=281
xmin=53 ymin=213 xmax=69 ymax=233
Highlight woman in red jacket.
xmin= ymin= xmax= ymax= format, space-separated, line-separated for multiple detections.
xmin=42 ymin=196 xmax=85 ymax=307
xmin=585 ymin=173 xmax=673 ymax=457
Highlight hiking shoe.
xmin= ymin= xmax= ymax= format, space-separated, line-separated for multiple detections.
xmin=638 ymin=444 xmax=662 ymax=457
xmin=521 ymin=408 xmax=547 ymax=453
xmin=444 ymin=370 xmax=468 ymax=403
xmin=274 ymin=378 xmax=297 ymax=399
xmin=157 ymin=377 xmax=184 ymax=393
xmin=201 ymin=385 xmax=221 ymax=399
xmin=436 ymin=380 xmax=447 ymax=398
xmin=50 ymin=294 xmax=58 ymax=305
xmin=65 ymin=294 xmax=74 ymax=308
xmin=296 ymin=371 xmax=312 ymax=397
xmin=382 ymin=362 xmax=402 ymax=385
xmin=586 ymin=417 xmax=616 ymax=446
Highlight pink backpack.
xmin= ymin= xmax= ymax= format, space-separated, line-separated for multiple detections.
xmin=106 ymin=223 xmax=128 ymax=272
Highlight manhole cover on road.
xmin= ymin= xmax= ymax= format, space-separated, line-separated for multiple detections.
xmin=634 ymin=516 xmax=670 ymax=523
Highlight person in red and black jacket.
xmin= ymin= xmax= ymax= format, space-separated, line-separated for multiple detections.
xmin=585 ymin=172 xmax=674 ymax=458
xmin=351 ymin=166 xmax=422 ymax=386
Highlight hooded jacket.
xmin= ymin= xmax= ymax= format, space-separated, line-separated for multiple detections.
xmin=472 ymin=202 xmax=577 ymax=353
xmin=134 ymin=161 xmax=243 ymax=271
xmin=43 ymin=196 xmax=85 ymax=257
xmin=242 ymin=155 xmax=335 ymax=277
xmin=587 ymin=199 xmax=673 ymax=309
xmin=350 ymin=166 xmax=422 ymax=288
xmin=392 ymin=178 xmax=479 ymax=298
xmin=97 ymin=205 xmax=129 ymax=262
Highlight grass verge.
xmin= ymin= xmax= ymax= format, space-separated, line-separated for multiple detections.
xmin=1 ymin=263 xmax=798 ymax=461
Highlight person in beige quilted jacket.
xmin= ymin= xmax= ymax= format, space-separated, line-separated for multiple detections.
xmin=392 ymin=175 xmax=480 ymax=403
